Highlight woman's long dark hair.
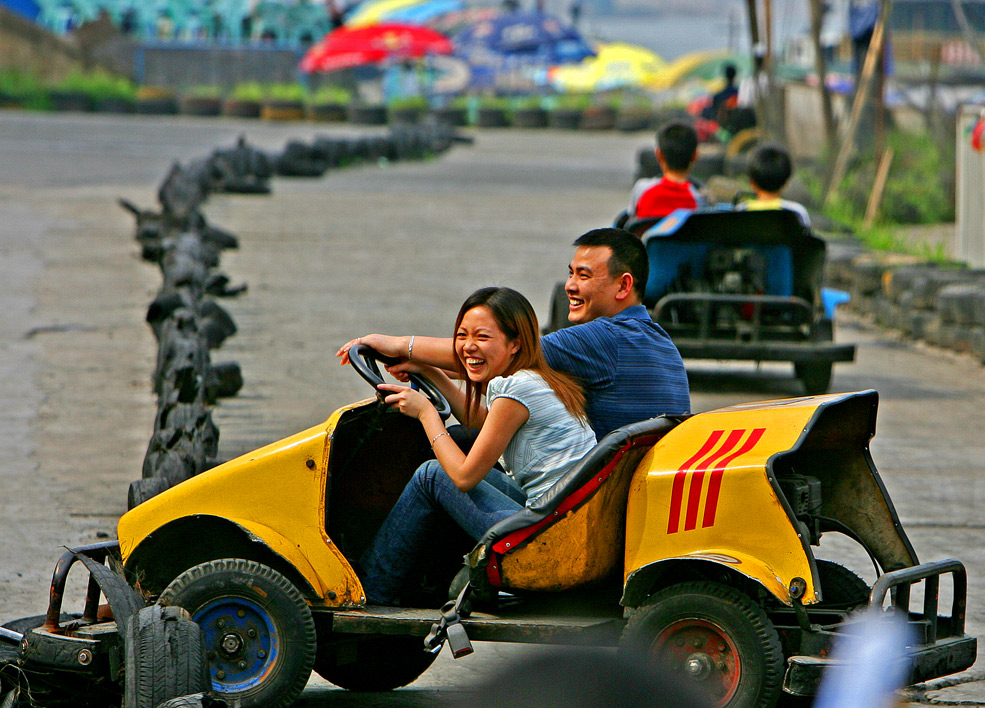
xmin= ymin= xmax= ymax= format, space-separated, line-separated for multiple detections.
xmin=453 ymin=287 xmax=586 ymax=428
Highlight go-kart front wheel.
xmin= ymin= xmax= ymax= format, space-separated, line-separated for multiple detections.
xmin=621 ymin=581 xmax=784 ymax=708
xmin=159 ymin=559 xmax=316 ymax=708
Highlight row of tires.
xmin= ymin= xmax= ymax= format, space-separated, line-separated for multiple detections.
xmin=124 ymin=124 xmax=466 ymax=507
xmin=123 ymin=145 xmax=249 ymax=508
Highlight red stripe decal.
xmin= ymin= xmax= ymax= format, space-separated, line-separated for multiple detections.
xmin=683 ymin=429 xmax=745 ymax=531
xmin=667 ymin=430 xmax=724 ymax=534
xmin=702 ymin=427 xmax=766 ymax=528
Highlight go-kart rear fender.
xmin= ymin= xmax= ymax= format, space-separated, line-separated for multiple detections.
xmin=624 ymin=390 xmax=915 ymax=607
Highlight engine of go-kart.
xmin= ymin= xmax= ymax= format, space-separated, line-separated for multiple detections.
xmin=775 ymin=473 xmax=824 ymax=545
xmin=707 ymin=247 xmax=767 ymax=295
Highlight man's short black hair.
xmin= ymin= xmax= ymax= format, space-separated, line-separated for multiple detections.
xmin=573 ymin=228 xmax=649 ymax=301
xmin=724 ymin=63 xmax=737 ymax=82
xmin=748 ymin=143 xmax=793 ymax=193
xmin=656 ymin=121 xmax=698 ymax=173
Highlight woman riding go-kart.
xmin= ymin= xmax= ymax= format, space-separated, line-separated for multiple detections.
xmin=343 ymin=286 xmax=596 ymax=606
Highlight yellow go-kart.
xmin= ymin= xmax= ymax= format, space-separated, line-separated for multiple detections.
xmin=106 ymin=346 xmax=975 ymax=708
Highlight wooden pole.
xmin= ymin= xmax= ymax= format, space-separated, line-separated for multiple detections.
xmin=824 ymin=0 xmax=893 ymax=207
xmin=745 ymin=0 xmax=769 ymax=135
xmin=808 ymin=0 xmax=836 ymax=152
xmin=863 ymin=148 xmax=894 ymax=228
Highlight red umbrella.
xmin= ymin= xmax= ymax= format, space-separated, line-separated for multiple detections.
xmin=299 ymin=23 xmax=454 ymax=73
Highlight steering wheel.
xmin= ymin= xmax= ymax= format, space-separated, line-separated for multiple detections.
xmin=348 ymin=344 xmax=451 ymax=421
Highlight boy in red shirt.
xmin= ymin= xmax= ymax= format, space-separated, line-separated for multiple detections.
xmin=628 ymin=121 xmax=708 ymax=225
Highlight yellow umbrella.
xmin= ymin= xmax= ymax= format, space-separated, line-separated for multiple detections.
xmin=645 ymin=49 xmax=737 ymax=91
xmin=346 ymin=0 xmax=428 ymax=28
xmin=549 ymin=42 xmax=667 ymax=93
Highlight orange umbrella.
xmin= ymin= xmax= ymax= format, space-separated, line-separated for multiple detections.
xmin=300 ymin=23 xmax=454 ymax=73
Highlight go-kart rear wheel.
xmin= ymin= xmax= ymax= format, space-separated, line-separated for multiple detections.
xmin=814 ymin=560 xmax=870 ymax=608
xmin=795 ymin=362 xmax=832 ymax=396
xmin=621 ymin=582 xmax=783 ymax=708
xmin=159 ymin=559 xmax=316 ymax=708
xmin=314 ymin=634 xmax=436 ymax=691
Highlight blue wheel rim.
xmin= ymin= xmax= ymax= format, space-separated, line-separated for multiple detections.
xmin=194 ymin=597 xmax=279 ymax=693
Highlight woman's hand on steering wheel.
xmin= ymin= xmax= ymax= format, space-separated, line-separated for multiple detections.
xmin=385 ymin=359 xmax=430 ymax=383
xmin=376 ymin=383 xmax=434 ymax=421
xmin=336 ymin=334 xmax=405 ymax=367
xmin=346 ymin=343 xmax=451 ymax=420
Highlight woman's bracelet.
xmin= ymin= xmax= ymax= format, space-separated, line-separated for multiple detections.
xmin=430 ymin=431 xmax=450 ymax=446
xmin=408 ymin=335 xmax=416 ymax=361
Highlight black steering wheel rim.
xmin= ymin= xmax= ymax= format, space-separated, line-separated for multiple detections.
xmin=348 ymin=344 xmax=451 ymax=420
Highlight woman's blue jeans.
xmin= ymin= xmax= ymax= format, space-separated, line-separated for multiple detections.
xmin=359 ymin=459 xmax=526 ymax=605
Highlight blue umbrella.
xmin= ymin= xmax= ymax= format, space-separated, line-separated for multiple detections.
xmin=453 ymin=10 xmax=593 ymax=63
xmin=452 ymin=10 xmax=594 ymax=90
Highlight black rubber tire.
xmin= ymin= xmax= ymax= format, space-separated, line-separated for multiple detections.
xmin=622 ymin=582 xmax=784 ymax=708
xmin=314 ymin=634 xmax=437 ymax=691
xmin=159 ymin=559 xmax=315 ymax=708
xmin=128 ymin=477 xmax=170 ymax=509
xmin=155 ymin=693 xmax=226 ymax=708
xmin=124 ymin=605 xmax=210 ymax=708
xmin=795 ymin=362 xmax=833 ymax=396
xmin=1 ymin=612 xmax=79 ymax=633
xmin=814 ymin=560 xmax=870 ymax=608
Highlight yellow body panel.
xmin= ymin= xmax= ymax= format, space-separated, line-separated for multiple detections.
xmin=118 ymin=402 xmax=369 ymax=607
xmin=626 ymin=395 xmax=828 ymax=605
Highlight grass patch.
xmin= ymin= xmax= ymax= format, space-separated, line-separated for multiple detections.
xmin=800 ymin=127 xmax=957 ymax=263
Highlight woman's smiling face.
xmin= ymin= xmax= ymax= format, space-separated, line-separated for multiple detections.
xmin=455 ymin=306 xmax=520 ymax=383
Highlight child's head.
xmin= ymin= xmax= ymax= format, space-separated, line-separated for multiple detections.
xmin=656 ymin=121 xmax=698 ymax=173
xmin=748 ymin=143 xmax=793 ymax=194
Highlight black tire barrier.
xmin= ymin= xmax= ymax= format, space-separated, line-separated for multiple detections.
xmin=272 ymin=118 xmax=462 ymax=178
xmin=511 ymin=108 xmax=549 ymax=129
xmin=123 ymin=127 xmax=467 ymax=508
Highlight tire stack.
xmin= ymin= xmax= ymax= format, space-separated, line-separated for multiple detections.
xmin=123 ymin=147 xmax=252 ymax=510
xmin=272 ymin=116 xmax=466 ymax=178
xmin=123 ymin=125 xmax=468 ymax=509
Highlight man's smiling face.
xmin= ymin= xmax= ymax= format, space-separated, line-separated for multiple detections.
xmin=564 ymin=245 xmax=624 ymax=324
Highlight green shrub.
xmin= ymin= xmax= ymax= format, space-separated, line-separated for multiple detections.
xmin=230 ymin=82 xmax=265 ymax=102
xmin=552 ymin=93 xmax=591 ymax=110
xmin=509 ymin=95 xmax=547 ymax=110
xmin=264 ymin=83 xmax=307 ymax=102
xmin=184 ymin=84 xmax=222 ymax=99
xmin=0 ymin=69 xmax=48 ymax=109
xmin=49 ymin=70 xmax=136 ymax=101
xmin=310 ymin=84 xmax=352 ymax=105
xmin=476 ymin=95 xmax=511 ymax=111
xmin=388 ymin=94 xmax=427 ymax=110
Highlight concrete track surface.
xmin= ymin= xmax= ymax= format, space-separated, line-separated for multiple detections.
xmin=0 ymin=111 xmax=982 ymax=706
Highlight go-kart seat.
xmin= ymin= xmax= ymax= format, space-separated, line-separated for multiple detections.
xmin=473 ymin=415 xmax=683 ymax=592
